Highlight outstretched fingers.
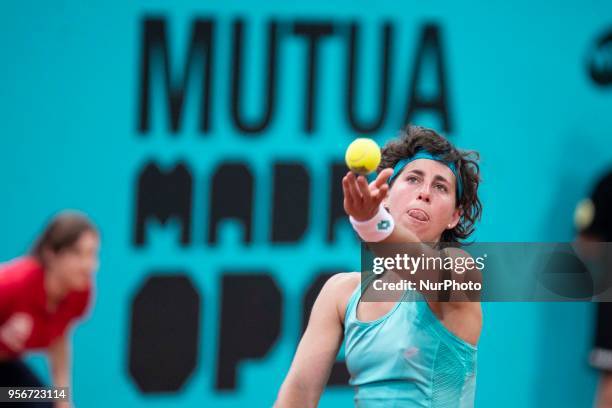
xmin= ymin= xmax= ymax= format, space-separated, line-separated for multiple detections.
xmin=356 ymin=175 xmax=372 ymax=201
xmin=374 ymin=183 xmax=389 ymax=203
xmin=346 ymin=172 xmax=363 ymax=203
xmin=342 ymin=175 xmax=353 ymax=209
xmin=374 ymin=168 xmax=393 ymax=188
xmin=343 ymin=172 xmax=363 ymax=213
xmin=368 ymin=168 xmax=392 ymax=204
xmin=343 ymin=169 xmax=392 ymax=219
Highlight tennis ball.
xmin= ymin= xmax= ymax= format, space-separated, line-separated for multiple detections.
xmin=345 ymin=138 xmax=381 ymax=175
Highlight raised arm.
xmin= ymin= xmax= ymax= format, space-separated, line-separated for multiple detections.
xmin=274 ymin=273 xmax=356 ymax=408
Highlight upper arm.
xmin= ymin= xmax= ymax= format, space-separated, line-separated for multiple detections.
xmin=275 ymin=273 xmax=357 ymax=407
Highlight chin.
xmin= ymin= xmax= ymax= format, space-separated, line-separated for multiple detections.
xmin=400 ymin=219 xmax=440 ymax=243
xmin=400 ymin=215 xmax=428 ymax=232
xmin=72 ymin=279 xmax=91 ymax=292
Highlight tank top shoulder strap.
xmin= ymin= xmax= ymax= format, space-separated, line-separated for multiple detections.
xmin=343 ymin=276 xmax=363 ymax=325
xmin=343 ymin=272 xmax=381 ymax=325
xmin=345 ymin=273 xmax=444 ymax=329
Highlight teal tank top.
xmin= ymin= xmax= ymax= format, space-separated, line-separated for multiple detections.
xmin=343 ymin=277 xmax=478 ymax=407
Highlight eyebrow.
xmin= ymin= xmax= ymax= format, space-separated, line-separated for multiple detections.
xmin=405 ymin=169 xmax=451 ymax=185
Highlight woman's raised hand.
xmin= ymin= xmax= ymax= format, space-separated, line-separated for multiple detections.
xmin=342 ymin=168 xmax=393 ymax=222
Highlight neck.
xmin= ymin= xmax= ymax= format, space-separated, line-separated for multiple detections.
xmin=44 ymin=269 xmax=68 ymax=310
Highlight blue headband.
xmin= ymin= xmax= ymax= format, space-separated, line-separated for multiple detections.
xmin=388 ymin=150 xmax=463 ymax=200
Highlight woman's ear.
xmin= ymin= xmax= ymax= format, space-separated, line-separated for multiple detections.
xmin=448 ymin=207 xmax=462 ymax=229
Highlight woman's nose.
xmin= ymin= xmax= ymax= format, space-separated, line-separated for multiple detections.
xmin=417 ymin=185 xmax=431 ymax=203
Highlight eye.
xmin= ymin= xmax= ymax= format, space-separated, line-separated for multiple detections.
xmin=406 ymin=176 xmax=419 ymax=183
xmin=435 ymin=183 xmax=448 ymax=192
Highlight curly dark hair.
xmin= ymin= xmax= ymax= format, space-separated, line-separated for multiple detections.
xmin=378 ymin=125 xmax=482 ymax=243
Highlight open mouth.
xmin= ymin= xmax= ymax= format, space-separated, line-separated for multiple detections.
xmin=407 ymin=209 xmax=430 ymax=222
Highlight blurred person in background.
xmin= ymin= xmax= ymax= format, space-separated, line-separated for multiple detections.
xmin=574 ymin=170 xmax=612 ymax=408
xmin=0 ymin=211 xmax=99 ymax=407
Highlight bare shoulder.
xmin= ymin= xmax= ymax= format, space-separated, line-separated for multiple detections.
xmin=318 ymin=272 xmax=361 ymax=324
xmin=324 ymin=271 xmax=361 ymax=289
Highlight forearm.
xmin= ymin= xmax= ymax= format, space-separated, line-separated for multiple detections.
xmin=49 ymin=336 xmax=71 ymax=387
xmin=52 ymin=367 xmax=70 ymax=388
xmin=275 ymin=376 xmax=320 ymax=408
xmin=49 ymin=337 xmax=73 ymax=408
xmin=368 ymin=222 xmax=482 ymax=303
xmin=381 ymin=219 xmax=420 ymax=245
xmin=275 ymin=348 xmax=332 ymax=408
xmin=369 ymin=222 xmax=444 ymax=283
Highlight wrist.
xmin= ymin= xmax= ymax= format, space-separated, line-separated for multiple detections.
xmin=349 ymin=204 xmax=395 ymax=242
xmin=350 ymin=208 xmax=378 ymax=223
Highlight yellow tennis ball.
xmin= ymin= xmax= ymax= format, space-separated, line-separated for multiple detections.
xmin=345 ymin=138 xmax=381 ymax=175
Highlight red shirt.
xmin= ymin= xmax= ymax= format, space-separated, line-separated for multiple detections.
xmin=0 ymin=257 xmax=91 ymax=357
